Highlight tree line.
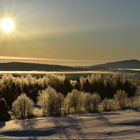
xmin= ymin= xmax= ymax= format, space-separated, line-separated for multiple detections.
xmin=0 ymin=73 xmax=139 ymax=121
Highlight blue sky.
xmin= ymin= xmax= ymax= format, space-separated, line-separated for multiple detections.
xmin=0 ymin=0 xmax=139 ymax=65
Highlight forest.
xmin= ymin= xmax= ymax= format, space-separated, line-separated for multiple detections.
xmin=0 ymin=73 xmax=140 ymax=121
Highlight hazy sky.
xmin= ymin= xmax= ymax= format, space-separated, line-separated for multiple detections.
xmin=0 ymin=0 xmax=140 ymax=66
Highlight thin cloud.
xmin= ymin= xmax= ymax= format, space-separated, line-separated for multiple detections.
xmin=0 ymin=56 xmax=104 ymax=66
xmin=0 ymin=56 xmax=95 ymax=62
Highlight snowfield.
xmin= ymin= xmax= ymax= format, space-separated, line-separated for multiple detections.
xmin=0 ymin=110 xmax=140 ymax=140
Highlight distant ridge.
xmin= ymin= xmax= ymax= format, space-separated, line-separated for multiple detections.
xmin=88 ymin=59 xmax=140 ymax=70
xmin=0 ymin=59 xmax=139 ymax=71
xmin=0 ymin=62 xmax=85 ymax=71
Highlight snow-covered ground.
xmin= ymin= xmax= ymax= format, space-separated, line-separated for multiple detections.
xmin=0 ymin=110 xmax=140 ymax=139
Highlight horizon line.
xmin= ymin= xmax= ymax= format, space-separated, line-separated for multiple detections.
xmin=0 ymin=56 xmax=139 ymax=66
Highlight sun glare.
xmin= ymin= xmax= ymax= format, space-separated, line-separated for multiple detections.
xmin=0 ymin=17 xmax=15 ymax=33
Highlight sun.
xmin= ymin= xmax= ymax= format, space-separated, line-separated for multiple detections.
xmin=0 ymin=17 xmax=15 ymax=33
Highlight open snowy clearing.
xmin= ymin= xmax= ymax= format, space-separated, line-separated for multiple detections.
xmin=0 ymin=110 xmax=140 ymax=140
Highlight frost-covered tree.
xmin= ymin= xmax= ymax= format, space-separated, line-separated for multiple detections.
xmin=114 ymin=90 xmax=128 ymax=109
xmin=12 ymin=94 xmax=33 ymax=119
xmin=83 ymin=92 xmax=92 ymax=112
xmin=83 ymin=92 xmax=101 ymax=113
xmin=64 ymin=90 xmax=83 ymax=114
xmin=90 ymin=93 xmax=101 ymax=112
xmin=38 ymin=87 xmax=64 ymax=116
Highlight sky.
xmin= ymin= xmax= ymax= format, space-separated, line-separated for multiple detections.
xmin=0 ymin=0 xmax=140 ymax=66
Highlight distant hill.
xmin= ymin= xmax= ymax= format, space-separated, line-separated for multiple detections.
xmin=0 ymin=60 xmax=139 ymax=71
xmin=88 ymin=59 xmax=140 ymax=70
xmin=0 ymin=62 xmax=85 ymax=71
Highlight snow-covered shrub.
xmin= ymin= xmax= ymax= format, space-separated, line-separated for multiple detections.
xmin=102 ymin=98 xmax=119 ymax=111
